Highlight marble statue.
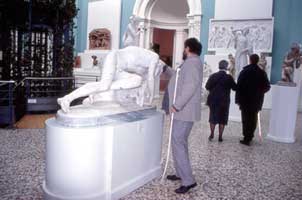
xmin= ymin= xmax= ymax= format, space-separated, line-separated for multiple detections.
xmin=58 ymin=46 xmax=165 ymax=113
xmin=123 ymin=15 xmax=140 ymax=47
xmin=234 ymin=30 xmax=253 ymax=77
xmin=203 ymin=62 xmax=212 ymax=79
xmin=89 ymin=28 xmax=111 ymax=50
xmin=258 ymin=53 xmax=268 ymax=73
xmin=91 ymin=55 xmax=98 ymax=67
xmin=227 ymin=53 xmax=236 ymax=79
xmin=281 ymin=43 xmax=302 ymax=83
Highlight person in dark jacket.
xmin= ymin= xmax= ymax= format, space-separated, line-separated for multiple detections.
xmin=206 ymin=60 xmax=236 ymax=142
xmin=235 ymin=54 xmax=270 ymax=146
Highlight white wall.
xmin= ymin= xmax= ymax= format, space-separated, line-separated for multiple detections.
xmin=151 ymin=0 xmax=189 ymax=24
xmin=215 ymin=0 xmax=273 ymax=19
xmin=87 ymin=0 xmax=121 ymax=50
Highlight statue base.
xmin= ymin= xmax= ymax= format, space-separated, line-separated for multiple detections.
xmin=267 ymin=85 xmax=299 ymax=143
xmin=277 ymin=81 xmax=297 ymax=87
xmin=43 ymin=105 xmax=164 ymax=200
xmin=56 ymin=102 xmax=156 ymax=127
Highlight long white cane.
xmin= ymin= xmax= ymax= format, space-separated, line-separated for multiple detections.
xmin=161 ymin=68 xmax=180 ymax=183
xmin=257 ymin=112 xmax=263 ymax=142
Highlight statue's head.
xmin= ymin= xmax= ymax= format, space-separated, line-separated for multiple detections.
xmin=129 ymin=15 xmax=139 ymax=25
xmin=235 ymin=30 xmax=243 ymax=37
xmin=291 ymin=43 xmax=301 ymax=54
xmin=129 ymin=15 xmax=134 ymax=21
xmin=228 ymin=53 xmax=233 ymax=59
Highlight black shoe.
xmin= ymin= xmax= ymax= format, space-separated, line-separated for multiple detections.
xmin=175 ymin=183 xmax=197 ymax=194
xmin=218 ymin=137 xmax=223 ymax=142
xmin=167 ymin=175 xmax=181 ymax=181
xmin=208 ymin=135 xmax=214 ymax=141
xmin=240 ymin=140 xmax=250 ymax=146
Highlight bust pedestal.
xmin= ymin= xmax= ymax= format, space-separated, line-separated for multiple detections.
xmin=74 ymin=50 xmax=110 ymax=87
xmin=43 ymin=104 xmax=164 ymax=200
xmin=267 ymin=85 xmax=299 ymax=143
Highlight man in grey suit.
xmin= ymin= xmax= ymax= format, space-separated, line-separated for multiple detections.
xmin=167 ymin=38 xmax=203 ymax=194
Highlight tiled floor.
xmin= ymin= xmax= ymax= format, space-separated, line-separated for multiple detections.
xmin=0 ymin=107 xmax=302 ymax=200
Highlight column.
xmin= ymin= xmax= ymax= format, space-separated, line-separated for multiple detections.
xmin=187 ymin=14 xmax=202 ymax=40
xmin=173 ymin=29 xmax=187 ymax=68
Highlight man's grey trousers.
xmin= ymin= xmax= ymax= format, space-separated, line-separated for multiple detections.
xmin=172 ymin=119 xmax=195 ymax=186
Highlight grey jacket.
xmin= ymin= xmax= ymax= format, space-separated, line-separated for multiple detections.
xmin=168 ymin=55 xmax=203 ymax=122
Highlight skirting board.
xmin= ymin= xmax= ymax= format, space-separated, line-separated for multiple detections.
xmin=267 ymin=134 xmax=295 ymax=144
xmin=43 ymin=183 xmax=107 ymax=200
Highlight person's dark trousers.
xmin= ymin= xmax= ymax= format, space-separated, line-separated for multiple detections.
xmin=241 ymin=109 xmax=258 ymax=142
xmin=161 ymin=88 xmax=169 ymax=114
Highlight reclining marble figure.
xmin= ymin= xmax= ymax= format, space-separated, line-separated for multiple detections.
xmin=58 ymin=46 xmax=164 ymax=113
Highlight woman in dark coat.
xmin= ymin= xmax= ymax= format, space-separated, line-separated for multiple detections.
xmin=205 ymin=60 xmax=236 ymax=142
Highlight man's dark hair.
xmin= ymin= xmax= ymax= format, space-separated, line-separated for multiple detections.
xmin=219 ymin=60 xmax=228 ymax=70
xmin=250 ymin=54 xmax=259 ymax=64
xmin=184 ymin=38 xmax=202 ymax=56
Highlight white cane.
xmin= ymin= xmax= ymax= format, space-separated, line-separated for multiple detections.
xmin=161 ymin=68 xmax=180 ymax=183
xmin=257 ymin=112 xmax=263 ymax=142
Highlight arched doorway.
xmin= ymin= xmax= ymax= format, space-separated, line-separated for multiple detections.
xmin=132 ymin=0 xmax=202 ymax=68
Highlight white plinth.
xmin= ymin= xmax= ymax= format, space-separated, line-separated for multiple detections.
xmin=74 ymin=50 xmax=109 ymax=87
xmin=74 ymin=68 xmax=101 ymax=87
xmin=262 ymin=85 xmax=272 ymax=110
xmin=267 ymin=85 xmax=299 ymax=143
xmin=43 ymin=108 xmax=164 ymax=200
xmin=229 ymin=91 xmax=241 ymax=122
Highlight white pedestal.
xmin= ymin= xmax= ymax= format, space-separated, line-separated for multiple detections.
xmin=267 ymin=85 xmax=299 ymax=143
xmin=74 ymin=50 xmax=110 ymax=87
xmin=229 ymin=91 xmax=241 ymax=122
xmin=262 ymin=85 xmax=272 ymax=110
xmin=74 ymin=68 xmax=101 ymax=87
xmin=79 ymin=50 xmax=110 ymax=69
xmin=43 ymin=109 xmax=164 ymax=200
xmin=298 ymin=83 xmax=302 ymax=112
xmin=294 ymin=67 xmax=302 ymax=112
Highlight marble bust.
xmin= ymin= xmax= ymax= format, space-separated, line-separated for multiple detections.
xmin=58 ymin=46 xmax=165 ymax=113
xmin=281 ymin=43 xmax=302 ymax=83
xmin=89 ymin=28 xmax=111 ymax=50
